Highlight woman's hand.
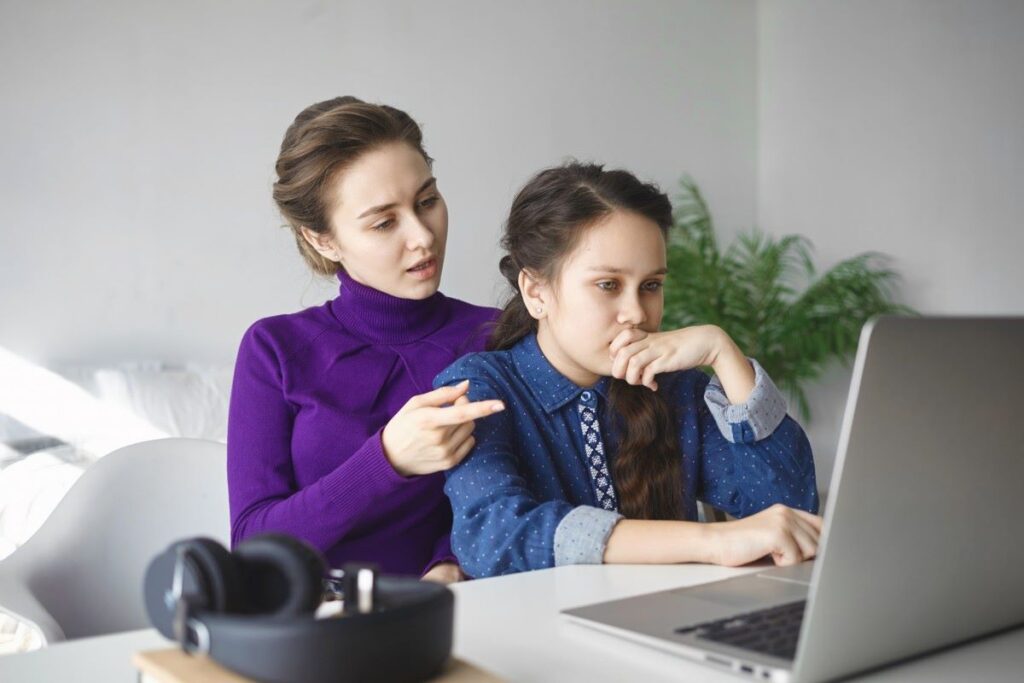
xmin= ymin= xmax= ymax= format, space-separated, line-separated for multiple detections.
xmin=421 ymin=562 xmax=464 ymax=584
xmin=609 ymin=325 xmax=726 ymax=391
xmin=381 ymin=380 xmax=505 ymax=477
xmin=705 ymin=504 xmax=823 ymax=567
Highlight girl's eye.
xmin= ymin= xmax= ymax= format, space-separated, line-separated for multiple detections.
xmin=371 ymin=218 xmax=394 ymax=231
xmin=418 ymin=196 xmax=439 ymax=209
xmin=643 ymin=281 xmax=664 ymax=292
xmin=597 ymin=281 xmax=619 ymax=291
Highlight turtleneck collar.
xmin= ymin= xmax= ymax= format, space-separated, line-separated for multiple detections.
xmin=328 ymin=269 xmax=449 ymax=345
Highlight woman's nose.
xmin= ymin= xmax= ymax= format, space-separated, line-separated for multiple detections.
xmin=405 ymin=215 xmax=435 ymax=251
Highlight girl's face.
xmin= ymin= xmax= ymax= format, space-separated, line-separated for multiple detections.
xmin=305 ymin=142 xmax=448 ymax=299
xmin=529 ymin=209 xmax=667 ymax=387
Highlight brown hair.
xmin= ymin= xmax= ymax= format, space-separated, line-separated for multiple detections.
xmin=489 ymin=162 xmax=682 ymax=520
xmin=272 ymin=96 xmax=433 ymax=276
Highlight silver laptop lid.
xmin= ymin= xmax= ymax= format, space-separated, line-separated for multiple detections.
xmin=793 ymin=316 xmax=1024 ymax=682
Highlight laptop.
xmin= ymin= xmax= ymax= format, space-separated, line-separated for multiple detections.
xmin=562 ymin=316 xmax=1024 ymax=682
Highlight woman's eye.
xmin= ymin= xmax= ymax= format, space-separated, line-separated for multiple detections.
xmin=597 ymin=281 xmax=619 ymax=291
xmin=418 ymin=196 xmax=439 ymax=209
xmin=371 ymin=218 xmax=394 ymax=231
xmin=643 ymin=281 xmax=664 ymax=292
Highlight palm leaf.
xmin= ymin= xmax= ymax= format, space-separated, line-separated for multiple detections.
xmin=663 ymin=178 xmax=916 ymax=422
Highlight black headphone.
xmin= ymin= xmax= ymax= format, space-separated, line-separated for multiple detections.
xmin=143 ymin=534 xmax=453 ymax=683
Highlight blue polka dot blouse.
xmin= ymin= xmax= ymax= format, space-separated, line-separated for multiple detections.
xmin=433 ymin=333 xmax=819 ymax=578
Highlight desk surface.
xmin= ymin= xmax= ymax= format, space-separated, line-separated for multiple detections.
xmin=2 ymin=563 xmax=1022 ymax=682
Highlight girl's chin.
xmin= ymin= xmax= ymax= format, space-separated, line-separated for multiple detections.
xmin=592 ymin=358 xmax=615 ymax=377
xmin=571 ymin=360 xmax=608 ymax=386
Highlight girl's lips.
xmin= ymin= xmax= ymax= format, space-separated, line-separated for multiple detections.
xmin=407 ymin=258 xmax=438 ymax=280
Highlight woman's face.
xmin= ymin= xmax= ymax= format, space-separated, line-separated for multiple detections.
xmin=532 ymin=210 xmax=667 ymax=387
xmin=313 ymin=142 xmax=448 ymax=299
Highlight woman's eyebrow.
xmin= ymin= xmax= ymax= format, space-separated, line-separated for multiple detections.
xmin=357 ymin=178 xmax=437 ymax=218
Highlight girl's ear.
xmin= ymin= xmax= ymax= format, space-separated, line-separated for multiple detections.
xmin=300 ymin=226 xmax=342 ymax=262
xmin=518 ymin=269 xmax=548 ymax=320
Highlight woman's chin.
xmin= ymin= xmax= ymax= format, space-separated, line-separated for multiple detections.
xmin=400 ymin=277 xmax=441 ymax=299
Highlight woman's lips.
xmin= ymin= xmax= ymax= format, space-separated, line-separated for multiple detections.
xmin=407 ymin=258 xmax=438 ymax=280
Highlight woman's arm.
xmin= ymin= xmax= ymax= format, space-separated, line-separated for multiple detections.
xmin=420 ymin=521 xmax=459 ymax=582
xmin=227 ymin=324 xmax=414 ymax=552
xmin=229 ymin=325 xmax=503 ymax=555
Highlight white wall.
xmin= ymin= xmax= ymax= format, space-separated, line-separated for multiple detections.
xmin=9 ymin=1 xmax=1019 ymax=493
xmin=0 ymin=0 xmax=758 ymax=366
xmin=758 ymin=0 xmax=1024 ymax=489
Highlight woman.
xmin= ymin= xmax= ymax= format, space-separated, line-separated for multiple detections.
xmin=227 ymin=97 xmax=505 ymax=583
xmin=434 ymin=162 xmax=821 ymax=578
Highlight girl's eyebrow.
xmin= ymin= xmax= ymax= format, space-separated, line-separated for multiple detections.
xmin=586 ymin=266 xmax=668 ymax=276
xmin=357 ymin=178 xmax=437 ymax=218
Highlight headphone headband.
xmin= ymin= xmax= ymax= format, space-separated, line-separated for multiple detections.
xmin=196 ymin=578 xmax=453 ymax=683
xmin=144 ymin=536 xmax=454 ymax=683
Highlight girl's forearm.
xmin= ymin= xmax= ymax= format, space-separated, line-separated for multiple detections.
xmin=603 ymin=519 xmax=715 ymax=564
xmin=709 ymin=330 xmax=756 ymax=405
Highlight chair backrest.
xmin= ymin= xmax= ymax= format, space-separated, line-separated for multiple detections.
xmin=0 ymin=438 xmax=228 ymax=641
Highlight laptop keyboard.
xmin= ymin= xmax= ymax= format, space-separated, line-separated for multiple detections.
xmin=674 ymin=600 xmax=806 ymax=661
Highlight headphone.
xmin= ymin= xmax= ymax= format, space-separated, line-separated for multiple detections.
xmin=143 ymin=534 xmax=453 ymax=683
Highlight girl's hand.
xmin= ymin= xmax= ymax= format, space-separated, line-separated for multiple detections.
xmin=381 ymin=381 xmax=505 ymax=477
xmin=421 ymin=561 xmax=464 ymax=584
xmin=609 ymin=325 xmax=726 ymax=391
xmin=705 ymin=504 xmax=823 ymax=567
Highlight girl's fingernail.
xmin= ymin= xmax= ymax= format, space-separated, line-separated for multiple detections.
xmin=492 ymin=402 xmax=506 ymax=412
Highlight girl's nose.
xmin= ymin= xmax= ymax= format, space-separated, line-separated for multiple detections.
xmin=616 ymin=297 xmax=646 ymax=327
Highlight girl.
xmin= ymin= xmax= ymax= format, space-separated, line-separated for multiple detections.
xmin=434 ymin=162 xmax=821 ymax=578
xmin=227 ymin=97 xmax=506 ymax=583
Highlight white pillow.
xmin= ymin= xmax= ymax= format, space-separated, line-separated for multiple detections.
xmin=89 ymin=363 xmax=232 ymax=442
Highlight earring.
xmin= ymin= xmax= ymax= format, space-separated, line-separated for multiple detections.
xmin=535 ymin=307 xmax=543 ymax=314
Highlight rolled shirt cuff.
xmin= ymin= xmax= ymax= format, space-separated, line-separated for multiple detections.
xmin=553 ymin=506 xmax=623 ymax=566
xmin=704 ymin=358 xmax=788 ymax=444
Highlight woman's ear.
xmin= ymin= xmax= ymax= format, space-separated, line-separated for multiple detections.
xmin=518 ymin=269 xmax=548 ymax=320
xmin=299 ymin=226 xmax=342 ymax=263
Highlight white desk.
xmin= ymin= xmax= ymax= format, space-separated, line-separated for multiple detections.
xmin=2 ymin=564 xmax=1022 ymax=682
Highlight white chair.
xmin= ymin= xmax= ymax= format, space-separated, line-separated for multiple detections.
xmin=0 ymin=438 xmax=228 ymax=646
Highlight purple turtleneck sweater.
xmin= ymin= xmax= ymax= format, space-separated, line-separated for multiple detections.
xmin=227 ymin=270 xmax=499 ymax=576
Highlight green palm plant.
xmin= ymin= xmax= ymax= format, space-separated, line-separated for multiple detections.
xmin=662 ymin=177 xmax=915 ymax=421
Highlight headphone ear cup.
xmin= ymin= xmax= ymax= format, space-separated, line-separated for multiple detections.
xmin=232 ymin=533 xmax=326 ymax=617
xmin=184 ymin=537 xmax=244 ymax=613
xmin=143 ymin=537 xmax=241 ymax=639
